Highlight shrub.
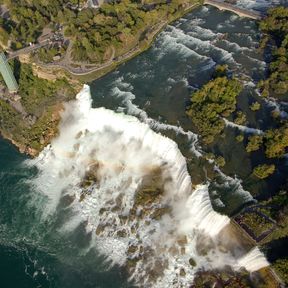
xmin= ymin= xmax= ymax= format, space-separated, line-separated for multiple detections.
xmin=187 ymin=76 xmax=242 ymax=144
xmin=236 ymin=134 xmax=244 ymax=142
xmin=253 ymin=164 xmax=275 ymax=179
xmin=246 ymin=135 xmax=263 ymax=153
xmin=250 ymin=101 xmax=261 ymax=111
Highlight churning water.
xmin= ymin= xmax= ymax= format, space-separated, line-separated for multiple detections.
xmin=0 ymin=5 xmax=279 ymax=288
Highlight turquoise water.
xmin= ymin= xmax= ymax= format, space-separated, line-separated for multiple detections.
xmin=0 ymin=6 xmax=286 ymax=288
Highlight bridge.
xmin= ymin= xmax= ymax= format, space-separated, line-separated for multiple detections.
xmin=204 ymin=0 xmax=263 ymax=20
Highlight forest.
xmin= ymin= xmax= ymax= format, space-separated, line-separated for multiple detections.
xmin=258 ymin=6 xmax=288 ymax=97
xmin=0 ymin=0 xmax=201 ymax=63
xmin=186 ymin=71 xmax=242 ymax=144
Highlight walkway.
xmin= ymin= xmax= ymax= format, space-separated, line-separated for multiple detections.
xmin=6 ymin=2 xmax=200 ymax=77
xmin=7 ymin=39 xmax=51 ymax=60
xmin=204 ymin=0 xmax=263 ymax=20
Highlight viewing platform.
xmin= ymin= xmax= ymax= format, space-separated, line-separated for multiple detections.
xmin=0 ymin=52 xmax=18 ymax=93
xmin=204 ymin=0 xmax=264 ymax=20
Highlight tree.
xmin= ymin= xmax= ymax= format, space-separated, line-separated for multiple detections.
xmin=250 ymin=101 xmax=261 ymax=111
xmin=187 ymin=76 xmax=242 ymax=144
xmin=234 ymin=110 xmax=246 ymax=125
xmin=246 ymin=135 xmax=263 ymax=153
xmin=259 ymin=7 xmax=288 ymax=97
xmin=264 ymin=125 xmax=288 ymax=158
xmin=273 ymin=258 xmax=288 ymax=285
xmin=236 ymin=134 xmax=244 ymax=142
xmin=253 ymin=164 xmax=275 ymax=179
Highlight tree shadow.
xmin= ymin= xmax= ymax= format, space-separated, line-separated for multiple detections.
xmin=13 ymin=58 xmax=21 ymax=83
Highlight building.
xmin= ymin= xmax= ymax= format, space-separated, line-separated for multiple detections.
xmin=87 ymin=0 xmax=105 ymax=8
xmin=0 ymin=52 xmax=18 ymax=93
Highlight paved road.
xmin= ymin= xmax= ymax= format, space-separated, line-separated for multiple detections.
xmin=7 ymin=2 xmax=199 ymax=76
xmin=7 ymin=39 xmax=51 ymax=60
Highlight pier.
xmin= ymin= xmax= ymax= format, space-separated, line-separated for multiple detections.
xmin=204 ymin=0 xmax=263 ymax=20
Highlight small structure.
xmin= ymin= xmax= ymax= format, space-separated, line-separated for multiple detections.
xmin=87 ymin=0 xmax=105 ymax=8
xmin=0 ymin=52 xmax=18 ymax=93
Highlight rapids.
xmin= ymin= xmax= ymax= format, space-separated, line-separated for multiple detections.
xmin=1 ymin=4 xmax=283 ymax=287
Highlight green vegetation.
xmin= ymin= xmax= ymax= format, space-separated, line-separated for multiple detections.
xmin=241 ymin=123 xmax=288 ymax=158
xmin=264 ymin=125 xmax=288 ymax=158
xmin=235 ymin=187 xmax=288 ymax=284
xmin=215 ymin=156 xmax=225 ymax=167
xmin=186 ymin=76 xmax=242 ymax=144
xmin=234 ymin=110 xmax=246 ymax=125
xmin=213 ymin=64 xmax=228 ymax=78
xmin=273 ymin=259 xmax=288 ymax=285
xmin=0 ymin=98 xmax=59 ymax=152
xmin=204 ymin=153 xmax=225 ymax=167
xmin=258 ymin=7 xmax=288 ymax=97
xmin=18 ymin=63 xmax=75 ymax=115
xmin=240 ymin=212 xmax=274 ymax=238
xmin=0 ymin=0 xmax=66 ymax=48
xmin=259 ymin=191 xmax=288 ymax=243
xmin=236 ymin=134 xmax=244 ymax=142
xmin=0 ymin=61 xmax=76 ymax=152
xmin=253 ymin=164 xmax=275 ymax=179
xmin=0 ymin=26 xmax=9 ymax=47
xmin=0 ymin=0 xmax=201 ymax=63
xmin=68 ymin=0 xmax=200 ymax=63
xmin=246 ymin=135 xmax=263 ymax=153
xmin=38 ymin=44 xmax=67 ymax=64
xmin=250 ymin=101 xmax=261 ymax=111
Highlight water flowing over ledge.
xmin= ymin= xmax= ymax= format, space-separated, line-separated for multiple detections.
xmin=26 ymin=85 xmax=269 ymax=287
xmin=223 ymin=118 xmax=263 ymax=135
xmin=237 ymin=247 xmax=270 ymax=272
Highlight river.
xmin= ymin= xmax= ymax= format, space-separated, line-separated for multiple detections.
xmin=0 ymin=5 xmax=286 ymax=288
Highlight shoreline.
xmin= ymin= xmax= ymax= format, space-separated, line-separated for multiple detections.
xmin=0 ymin=4 xmax=285 ymax=286
xmin=0 ymin=2 xmax=202 ymax=157
xmin=36 ymin=2 xmax=202 ymax=83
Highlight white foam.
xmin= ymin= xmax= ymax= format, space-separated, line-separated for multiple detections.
xmin=237 ymin=247 xmax=269 ymax=272
xmin=223 ymin=118 xmax=263 ymax=135
xmin=156 ymin=28 xmax=210 ymax=61
xmin=111 ymin=77 xmax=202 ymax=157
xmin=188 ymin=26 xmax=222 ymax=41
xmin=162 ymin=26 xmax=237 ymax=65
xmin=246 ymin=55 xmax=266 ymax=69
xmin=214 ymin=167 xmax=254 ymax=203
xmin=176 ymin=185 xmax=230 ymax=236
xmin=26 ymin=86 xmax=269 ymax=286
xmin=220 ymin=39 xmax=253 ymax=53
xmin=236 ymin=0 xmax=281 ymax=12
xmin=265 ymin=97 xmax=288 ymax=119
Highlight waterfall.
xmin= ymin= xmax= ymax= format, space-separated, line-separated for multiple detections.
xmin=176 ymin=185 xmax=230 ymax=237
xmin=223 ymin=118 xmax=263 ymax=135
xmin=26 ymin=85 xmax=269 ymax=286
xmin=237 ymin=247 xmax=270 ymax=272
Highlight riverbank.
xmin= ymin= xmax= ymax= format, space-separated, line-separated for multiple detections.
xmin=0 ymin=61 xmax=79 ymax=157
xmin=0 ymin=3 xmax=286 ymax=287
xmin=36 ymin=2 xmax=202 ymax=83
xmin=0 ymin=1 xmax=202 ymax=156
